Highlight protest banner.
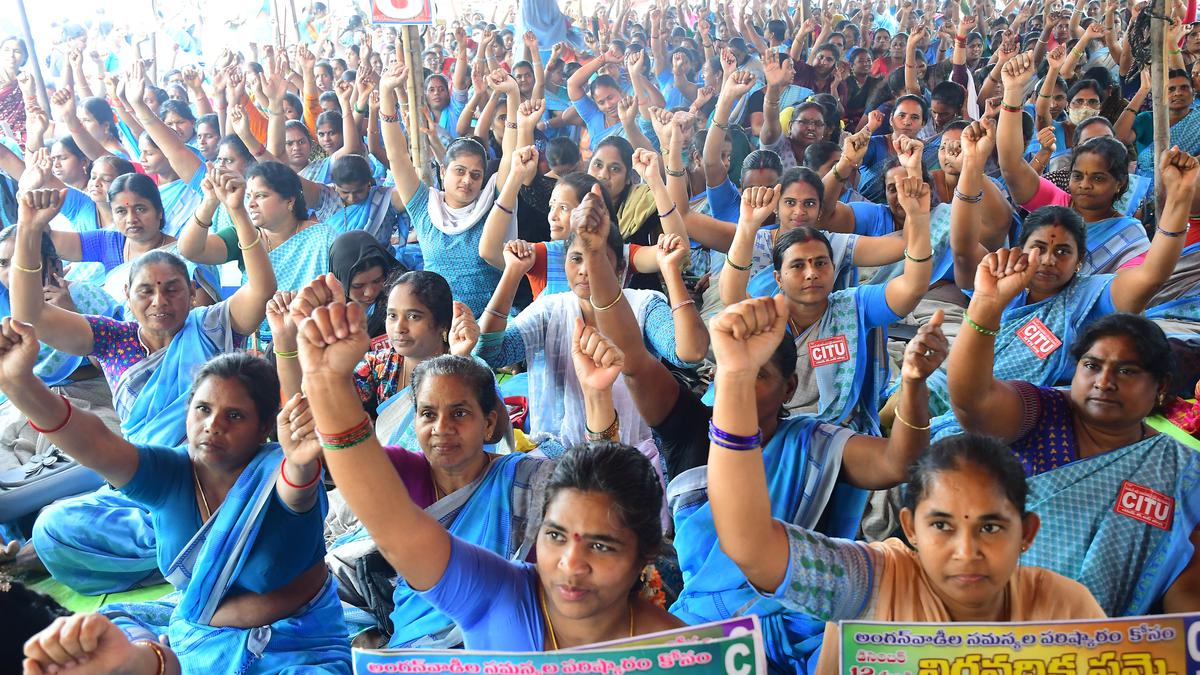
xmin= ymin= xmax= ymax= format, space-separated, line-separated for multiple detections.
xmin=840 ymin=612 xmax=1200 ymax=675
xmin=371 ymin=0 xmax=434 ymax=25
xmin=354 ymin=617 xmax=767 ymax=675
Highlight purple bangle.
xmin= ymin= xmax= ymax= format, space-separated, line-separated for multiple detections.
xmin=708 ymin=420 xmax=762 ymax=451
xmin=496 ymin=202 xmax=513 ymax=215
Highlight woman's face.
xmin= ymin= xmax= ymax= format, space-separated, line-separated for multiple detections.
xmin=872 ymin=30 xmax=891 ymax=54
xmin=938 ymin=129 xmax=964 ymax=175
xmin=139 ymin=143 xmax=171 ymax=176
xmin=86 ymin=160 xmax=123 ymax=204
xmin=547 ymin=183 xmax=584 ymax=240
xmin=891 ymin=99 xmax=925 ymax=139
xmin=196 ymin=122 xmax=221 ymax=162
xmin=774 ymin=240 xmax=836 ymax=306
xmin=111 ymin=189 xmax=163 ymax=244
xmin=777 ymin=180 xmax=821 ymax=231
xmin=0 ymin=238 xmax=18 ymax=290
xmin=967 ymin=37 xmax=984 ymax=62
xmin=50 ymin=142 xmax=88 ymax=187
xmin=284 ymin=127 xmax=312 ymax=168
xmin=1022 ymin=224 xmax=1080 ymax=296
xmin=385 ymin=284 xmax=446 ymax=358
xmin=889 ymin=35 xmax=906 ymax=58
xmin=414 ymin=373 xmax=496 ymax=472
xmin=1 ymin=40 xmax=27 ymax=72
xmin=187 ymin=376 xmax=267 ymax=472
xmin=534 ymin=489 xmax=645 ymax=625
xmin=246 ymin=176 xmax=294 ymax=229
xmin=1068 ymin=87 xmax=1102 ymax=116
xmin=316 ymin=122 xmax=343 ymax=155
xmin=163 ymin=111 xmax=195 ymax=142
xmin=591 ymin=84 xmax=622 ymax=118
xmin=348 ymin=264 xmax=387 ymax=306
xmin=78 ymin=108 xmax=106 ymax=142
xmin=441 ymin=153 xmax=486 ymax=208
xmin=1069 ymin=334 xmax=1164 ymax=428
xmin=1186 ymin=28 xmax=1200 ymax=52
xmin=1068 ymin=151 xmax=1123 ymax=211
xmin=1168 ymin=75 xmax=1194 ymax=111
xmin=426 ymin=77 xmax=450 ymax=111
xmin=566 ymin=237 xmax=619 ymax=299
xmin=127 ymin=262 xmax=192 ymax=334
xmin=851 ymin=51 xmax=872 ymax=77
xmin=214 ymin=143 xmax=251 ymax=176
xmin=1047 ymin=86 xmax=1068 ymax=120
xmin=789 ymin=107 xmax=828 ymax=146
xmin=899 ymin=463 xmax=1037 ymax=623
xmin=883 ymin=166 xmax=911 ymax=219
xmin=283 ymin=98 xmax=302 ymax=121
xmin=587 ymin=146 xmax=629 ymax=201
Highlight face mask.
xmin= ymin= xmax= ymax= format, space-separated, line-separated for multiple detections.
xmin=1067 ymin=106 xmax=1099 ymax=125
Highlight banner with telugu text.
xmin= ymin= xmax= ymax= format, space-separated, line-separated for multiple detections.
xmin=354 ymin=617 xmax=767 ymax=675
xmin=840 ymin=612 xmax=1200 ymax=674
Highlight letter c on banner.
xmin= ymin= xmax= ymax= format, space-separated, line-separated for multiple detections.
xmin=1187 ymin=619 xmax=1200 ymax=659
xmin=725 ymin=643 xmax=751 ymax=675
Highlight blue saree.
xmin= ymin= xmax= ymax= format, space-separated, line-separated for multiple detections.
xmin=668 ymin=416 xmax=866 ymax=673
xmin=322 ymin=186 xmax=408 ymax=245
xmin=1081 ymin=215 xmax=1149 ymax=275
xmin=158 ymin=178 xmax=204 ymax=239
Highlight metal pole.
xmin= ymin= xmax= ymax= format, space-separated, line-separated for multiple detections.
xmin=1152 ymin=0 xmax=1170 ymax=218
xmin=15 ymin=0 xmax=51 ymax=115
xmin=150 ymin=0 xmax=160 ymax=84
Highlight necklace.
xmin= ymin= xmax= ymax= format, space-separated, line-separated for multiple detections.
xmin=192 ymin=462 xmax=213 ymax=521
xmin=125 ymin=232 xmax=166 ymax=262
xmin=432 ymin=453 xmax=494 ymax=501
xmin=538 ymin=584 xmax=633 ymax=651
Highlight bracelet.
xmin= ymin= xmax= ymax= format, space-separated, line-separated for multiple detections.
xmin=1171 ymin=48 xmax=1183 ymax=55
xmin=495 ymin=202 xmax=514 ymax=215
xmin=317 ymin=415 xmax=374 ymax=450
xmin=763 ymin=97 xmax=780 ymax=107
xmin=665 ymin=168 xmax=686 ymax=177
xmin=726 ymin=257 xmax=753 ymax=271
xmin=238 ymin=230 xmax=263 ymax=250
xmin=713 ymin=119 xmax=731 ymax=131
xmin=585 ymin=412 xmax=620 ymax=441
xmin=590 ymin=292 xmax=623 ymax=312
xmin=893 ymin=407 xmax=931 ymax=431
xmin=195 ymin=214 xmax=213 ymax=229
xmin=483 ymin=306 xmax=509 ymax=320
xmin=1156 ymin=225 xmax=1188 ymax=238
xmin=964 ymin=312 xmax=1000 ymax=337
xmin=29 ymin=394 xmax=72 ymax=434
xmin=707 ymin=420 xmax=762 ymax=451
xmin=657 ymin=203 xmax=678 ymax=219
xmin=1072 ymin=49 xmax=1085 ymax=58
xmin=506 ymin=121 xmax=518 ymax=129
xmin=273 ymin=348 xmax=299 ymax=359
xmin=252 ymin=144 xmax=268 ymax=158
xmin=671 ymin=298 xmax=696 ymax=312
xmin=1001 ymin=102 xmax=1023 ymax=113
xmin=13 ymin=260 xmax=43 ymax=274
xmin=953 ymin=187 xmax=984 ymax=203
xmin=355 ymin=104 xmax=368 ymax=115
xmin=1123 ymin=107 xmax=1139 ymax=116
xmin=1038 ymin=92 xmax=1052 ymax=98
xmin=380 ymin=111 xmax=399 ymax=123
xmin=280 ymin=457 xmax=323 ymax=489
xmin=904 ymin=248 xmax=933 ymax=263
xmin=133 ymin=640 xmax=166 ymax=675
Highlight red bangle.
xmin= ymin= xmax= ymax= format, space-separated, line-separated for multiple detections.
xmin=29 ymin=395 xmax=73 ymax=434
xmin=279 ymin=457 xmax=323 ymax=490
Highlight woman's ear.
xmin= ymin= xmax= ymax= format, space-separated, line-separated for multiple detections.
xmin=899 ymin=506 xmax=918 ymax=547
xmin=1020 ymin=511 xmax=1041 ymax=551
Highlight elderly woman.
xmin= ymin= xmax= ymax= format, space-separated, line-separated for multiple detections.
xmin=947 ymin=248 xmax=1200 ymax=616
xmin=10 ymin=180 xmax=274 ymax=595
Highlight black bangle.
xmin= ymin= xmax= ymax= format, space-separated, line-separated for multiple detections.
xmin=713 ymin=119 xmax=731 ymax=130
xmin=953 ymin=187 xmax=984 ymax=203
xmin=1156 ymin=225 xmax=1188 ymax=238
xmin=496 ymin=202 xmax=514 ymax=215
xmin=726 ymin=257 xmax=753 ymax=271
xmin=904 ymin=248 xmax=933 ymax=263
xmin=657 ymin=203 xmax=677 ymax=219
xmin=665 ymin=168 xmax=686 ymax=177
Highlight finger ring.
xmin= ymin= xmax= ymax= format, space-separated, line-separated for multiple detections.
xmin=923 ymin=349 xmax=932 ymax=357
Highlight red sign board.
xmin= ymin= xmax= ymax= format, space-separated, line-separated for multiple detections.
xmin=372 ymin=0 xmax=433 ymax=25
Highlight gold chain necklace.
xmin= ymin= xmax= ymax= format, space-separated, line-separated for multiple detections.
xmin=192 ymin=463 xmax=212 ymax=521
xmin=537 ymin=584 xmax=633 ymax=651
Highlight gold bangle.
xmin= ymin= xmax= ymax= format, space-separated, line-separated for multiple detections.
xmin=13 ymin=261 xmax=43 ymax=274
xmin=893 ymin=407 xmax=931 ymax=431
xmin=133 ymin=640 xmax=166 ymax=675
xmin=590 ymin=292 xmax=623 ymax=312
xmin=238 ymin=230 xmax=263 ymax=250
xmin=273 ymin=349 xmax=299 ymax=359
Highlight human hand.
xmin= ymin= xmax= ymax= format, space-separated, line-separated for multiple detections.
xmin=631 ymin=147 xmax=662 ymax=183
xmin=961 ymin=118 xmax=997 ymax=162
xmin=510 ymin=145 xmax=540 ymax=185
xmin=207 ymin=165 xmax=248 ymax=211
xmin=448 ymin=301 xmax=481 ymax=356
xmin=295 ymin=274 xmax=371 ymax=379
xmin=1034 ymin=124 xmax=1056 ymax=156
xmin=0 ymin=318 xmax=40 ymax=388
xmin=617 ymin=95 xmax=640 ymax=126
xmin=16 ymin=186 xmax=67 ymax=230
xmin=739 ymin=184 xmax=781 ymax=228
xmin=22 ymin=612 xmax=148 ymax=675
xmin=570 ymin=317 xmax=625 ymax=392
xmin=709 ymin=295 xmax=790 ymax=375
xmin=277 ymin=393 xmax=323 ymax=468
xmin=900 ymin=309 xmax=948 ymax=380
xmin=1160 ymin=146 xmax=1200 ymax=199
xmin=1000 ymin=51 xmax=1036 ymax=89
xmin=43 ymin=273 xmax=77 ymax=313
xmin=570 ymin=184 xmax=613 ymax=252
xmin=265 ymin=291 xmax=299 ymax=345
xmin=894 ymin=175 xmax=931 ymax=217
xmin=655 ymin=232 xmax=689 ymax=272
xmin=973 ymin=246 xmax=1040 ymax=306
xmin=893 ymin=134 xmax=925 ymax=174
xmin=764 ymin=55 xmax=794 ymax=90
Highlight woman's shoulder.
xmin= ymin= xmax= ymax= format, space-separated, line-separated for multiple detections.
xmin=1013 ymin=566 xmax=1106 ymax=620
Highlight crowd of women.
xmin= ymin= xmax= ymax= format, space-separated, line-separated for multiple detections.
xmin=0 ymin=0 xmax=1199 ymax=671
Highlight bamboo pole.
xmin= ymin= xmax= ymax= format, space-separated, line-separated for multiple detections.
xmin=1152 ymin=0 xmax=1170 ymax=218
xmin=14 ymin=0 xmax=51 ymax=115
xmin=150 ymin=0 xmax=160 ymax=84
xmin=402 ymin=26 xmax=428 ymax=183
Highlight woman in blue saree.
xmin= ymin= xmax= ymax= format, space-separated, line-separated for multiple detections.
xmin=10 ymin=180 xmax=276 ymax=595
xmin=0 ymin=340 xmax=350 ymax=673
xmin=948 ymin=247 xmax=1200 ymax=616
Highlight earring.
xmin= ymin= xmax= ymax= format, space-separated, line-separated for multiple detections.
xmin=1157 ymin=392 xmax=1166 ymax=407
xmin=442 ymin=331 xmax=449 ymax=343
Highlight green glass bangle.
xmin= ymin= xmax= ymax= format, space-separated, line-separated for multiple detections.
xmin=964 ymin=313 xmax=1000 ymax=337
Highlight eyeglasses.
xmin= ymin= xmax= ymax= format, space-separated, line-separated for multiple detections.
xmin=796 ymin=118 xmax=826 ymax=128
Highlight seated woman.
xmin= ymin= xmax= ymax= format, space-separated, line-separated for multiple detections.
xmin=477 ymin=185 xmax=707 ymax=447
xmin=947 ymin=248 xmax=1200 ymax=616
xmin=381 ymin=63 xmax=517 ymax=317
xmin=11 ymin=182 xmax=274 ymax=595
xmin=297 ymin=299 xmax=684 ymax=650
xmin=56 ymin=95 xmax=133 ymax=161
xmin=854 ymin=95 xmax=932 ymax=203
xmin=328 ymin=230 xmax=404 ymax=345
xmin=46 ymin=136 xmax=91 ymax=192
xmin=998 ymin=54 xmax=1150 ymax=274
xmin=0 ymin=337 xmax=350 ymax=673
xmin=191 ymin=134 xmax=257 ymax=234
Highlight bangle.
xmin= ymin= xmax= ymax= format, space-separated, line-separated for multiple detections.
xmin=380 ymin=111 xmax=399 ymax=123
xmin=273 ymin=348 xmax=299 ymax=359
xmin=355 ymin=104 xmax=368 ymax=115
xmin=831 ymin=163 xmax=848 ymax=182
xmin=590 ymin=292 xmax=623 ymax=312
xmin=506 ymin=121 xmax=518 ymax=129
xmin=495 ymin=202 xmax=514 ymax=215
xmin=964 ymin=312 xmax=1000 ymax=337
xmin=763 ymin=97 xmax=780 ymax=107
xmin=28 ymin=394 xmax=72 ymax=434
xmin=317 ymin=415 xmax=374 ymax=450
xmin=893 ymin=407 xmax=931 ymax=431
xmin=1156 ymin=225 xmax=1188 ymax=238
xmin=252 ymin=144 xmax=267 ymax=158
xmin=1072 ymin=49 xmax=1085 ymax=58
xmin=1171 ymin=48 xmax=1183 ymax=55
xmin=671 ymin=298 xmax=696 ymax=312
xmin=238 ymin=230 xmax=263 ymax=250
xmin=713 ymin=119 xmax=731 ymax=130
xmin=708 ymin=420 xmax=762 ymax=451
xmin=665 ymin=168 xmax=686 ymax=177
xmin=904 ymin=248 xmax=933 ymax=263
xmin=657 ymin=203 xmax=677 ymax=219
xmin=1001 ymin=102 xmax=1023 ymax=113
xmin=133 ymin=640 xmax=166 ymax=675
xmin=13 ymin=260 xmax=43 ymax=274
xmin=726 ymin=257 xmax=753 ymax=271
xmin=585 ymin=412 xmax=620 ymax=441
xmin=1123 ymin=107 xmax=1139 ymax=116
xmin=483 ymin=306 xmax=509 ymax=320
xmin=280 ymin=457 xmax=323 ymax=489
xmin=195 ymin=214 xmax=212 ymax=229
xmin=1038 ymin=92 xmax=1052 ymax=98
xmin=953 ymin=187 xmax=984 ymax=203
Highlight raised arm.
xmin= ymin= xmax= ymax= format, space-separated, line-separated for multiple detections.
xmin=759 ymin=55 xmax=795 ymax=148
xmin=522 ymin=32 xmax=546 ymax=101
xmin=567 ymin=48 xmax=617 ymax=102
xmin=882 ymin=172 xmax=934 ymax=317
xmin=820 ymin=121 xmax=876 ymax=230
xmin=720 ymin=185 xmax=779 ymax=306
xmin=478 ymin=146 xmax=538 ymax=270
xmin=1035 ymin=47 xmax=1066 ymax=129
xmin=50 ymin=89 xmax=113 ymax=162
xmin=177 ymin=163 xmax=236 ymax=264
xmin=210 ymin=169 xmax=277 ymax=334
xmin=903 ymin=26 xmax=926 ymax=95
xmin=571 ymin=319 xmax=625 ymax=442
xmin=995 ymin=52 xmax=1040 ymax=205
xmin=379 ymin=63 xmax=422 ymax=205
xmin=16 ymin=153 xmax=81 ymax=258
xmin=950 ymin=121 xmax=997 ymax=290
xmin=1114 ymin=68 xmax=1150 ymax=145
xmin=126 ymin=64 xmax=203 ymax=182
xmin=707 ymin=67 xmax=756 ymax=187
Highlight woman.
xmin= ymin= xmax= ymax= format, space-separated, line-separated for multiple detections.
xmin=74 ymin=96 xmax=134 ymax=160
xmin=854 ymin=95 xmax=931 ymax=203
xmin=12 ymin=178 xmax=274 ymax=595
xmin=477 ymin=184 xmax=707 ymax=447
xmin=329 ymin=230 xmax=403 ymax=343
xmin=381 ymin=63 xmax=517 ymax=317
xmin=194 ymin=114 xmax=222 ymax=162
xmin=0 ymin=37 xmax=28 ymax=148
xmin=296 ymin=297 xmax=684 ymax=650
xmin=948 ymin=248 xmax=1200 ymax=615
xmin=998 ymin=54 xmax=1152 ymax=274
xmin=159 ymin=100 xmax=198 ymax=147
xmin=47 ymin=136 xmax=91 ymax=191
xmin=0 ymin=337 xmax=350 ymax=673
xmin=566 ymin=47 xmax=628 ymax=149
xmin=586 ymin=137 xmax=669 ymax=277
